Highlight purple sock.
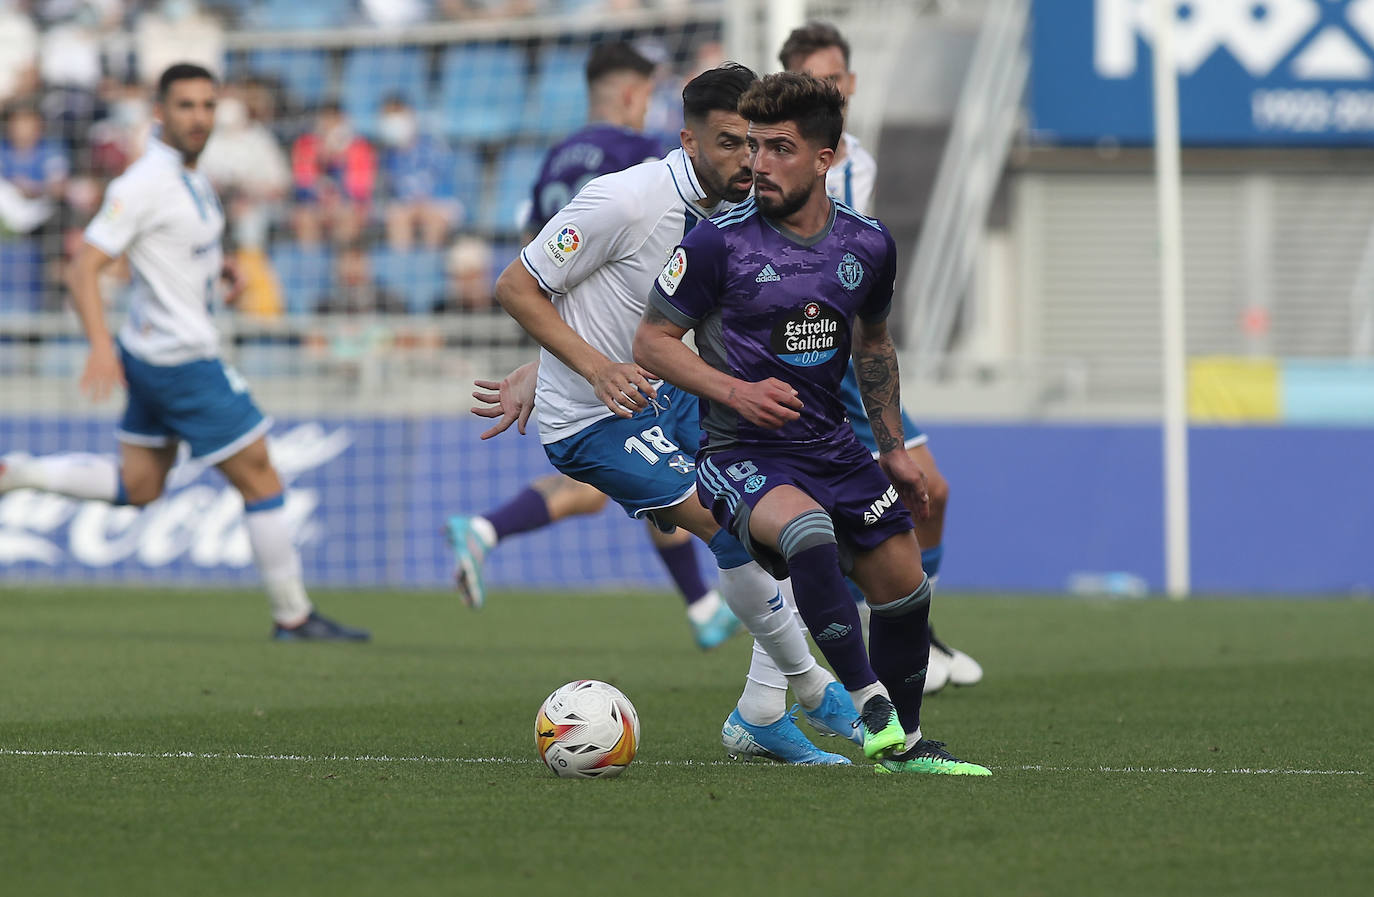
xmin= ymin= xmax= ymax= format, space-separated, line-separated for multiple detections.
xmin=779 ymin=512 xmax=876 ymax=690
xmin=868 ymin=577 xmax=933 ymax=734
xmin=483 ymin=486 xmax=552 ymax=541
xmin=655 ymin=539 xmax=710 ymax=606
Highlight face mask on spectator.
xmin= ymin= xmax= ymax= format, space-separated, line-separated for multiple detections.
xmin=378 ymin=112 xmax=417 ymax=148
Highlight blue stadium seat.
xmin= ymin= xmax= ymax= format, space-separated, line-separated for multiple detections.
xmin=371 ymin=247 xmax=447 ymax=314
xmin=449 ymin=144 xmax=486 ymax=226
xmin=488 ymin=240 xmax=523 ymax=287
xmin=437 ymin=45 xmax=526 ymax=143
xmin=482 ymin=145 xmax=546 ymax=234
xmin=523 ymin=47 xmax=589 ymax=138
xmin=245 ymin=0 xmax=354 ymax=30
xmin=342 ymin=47 xmax=429 ymax=137
xmin=0 ymin=239 xmax=43 ymax=313
xmin=240 ymin=49 xmax=331 ymax=106
xmin=269 ymin=244 xmax=333 ymax=316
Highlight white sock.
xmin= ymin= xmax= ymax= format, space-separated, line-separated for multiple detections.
xmin=686 ymin=588 xmax=722 ymax=625
xmin=244 ymin=496 xmax=313 ymax=626
xmin=2 ymin=453 xmax=120 ymax=502
xmin=849 ymin=681 xmax=888 ymax=712
xmin=471 ymin=516 xmax=497 ymax=548
xmin=736 ymin=678 xmax=787 ymax=726
xmin=903 ymin=728 xmax=924 ymax=752
xmin=717 ymin=562 xmax=820 ymax=679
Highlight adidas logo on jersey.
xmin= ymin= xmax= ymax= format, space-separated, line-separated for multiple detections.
xmin=755 ymin=264 xmax=781 ymax=283
xmin=815 ymin=622 xmax=853 ymax=641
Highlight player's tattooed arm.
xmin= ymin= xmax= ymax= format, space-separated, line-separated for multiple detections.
xmin=854 ymin=317 xmax=931 ymax=517
xmin=853 ymin=319 xmax=904 ymax=454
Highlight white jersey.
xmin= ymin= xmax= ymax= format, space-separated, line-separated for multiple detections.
xmin=826 ymin=132 xmax=877 ymax=217
xmin=521 ymin=148 xmax=721 ymax=444
xmin=84 ymin=137 xmax=225 ymax=366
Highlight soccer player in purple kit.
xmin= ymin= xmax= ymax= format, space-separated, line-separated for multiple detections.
xmin=780 ymin=20 xmax=982 ymax=692
xmin=635 ymin=72 xmax=989 ymax=774
xmin=445 ymin=43 xmax=739 ymax=652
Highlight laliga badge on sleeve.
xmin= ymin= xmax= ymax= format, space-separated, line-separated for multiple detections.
xmin=658 ymin=246 xmax=687 ymax=296
xmin=544 ymin=224 xmax=582 ymax=267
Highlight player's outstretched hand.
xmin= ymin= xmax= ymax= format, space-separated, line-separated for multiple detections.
xmin=221 ymin=257 xmax=245 ymax=305
xmin=590 ymin=361 xmax=657 ymax=418
xmin=80 ymin=342 xmax=125 ymax=403
xmin=472 ymin=360 xmax=538 ymax=439
xmin=878 ymin=449 xmax=932 ymax=521
xmin=729 ymin=378 xmax=803 ymax=430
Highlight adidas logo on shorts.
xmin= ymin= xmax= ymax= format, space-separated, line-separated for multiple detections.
xmin=755 ymin=263 xmax=781 ymax=283
xmin=815 ymin=622 xmax=853 ymax=641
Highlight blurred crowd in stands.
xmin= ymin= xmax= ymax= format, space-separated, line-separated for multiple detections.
xmin=0 ymin=0 xmax=720 ymax=321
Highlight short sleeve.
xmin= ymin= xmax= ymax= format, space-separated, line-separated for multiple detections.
xmin=519 ymin=176 xmax=638 ymax=296
xmin=83 ymin=175 xmax=146 ymax=257
xmin=648 ymin=220 xmax=727 ymax=328
xmin=858 ymin=226 xmax=898 ymax=323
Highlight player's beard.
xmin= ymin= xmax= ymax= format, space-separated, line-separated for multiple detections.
xmin=754 ymin=178 xmax=811 ymax=219
xmin=699 ymin=161 xmax=753 ymax=205
xmin=165 ymin=126 xmax=210 ymax=164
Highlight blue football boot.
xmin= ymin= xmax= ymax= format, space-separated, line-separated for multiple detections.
xmin=721 ymin=708 xmax=850 ymax=765
xmin=444 ymin=515 xmax=490 ymax=609
xmin=690 ymin=591 xmax=741 ymax=650
xmin=801 ymin=682 xmax=864 ymax=746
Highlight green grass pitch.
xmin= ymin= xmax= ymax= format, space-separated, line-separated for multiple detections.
xmin=1 ymin=587 xmax=1370 ymax=896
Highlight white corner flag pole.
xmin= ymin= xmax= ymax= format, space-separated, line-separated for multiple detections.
xmin=1152 ymin=0 xmax=1191 ymax=598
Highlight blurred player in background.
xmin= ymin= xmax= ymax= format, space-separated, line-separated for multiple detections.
xmin=635 ymin=72 xmax=988 ymax=775
xmin=780 ymin=21 xmax=981 ymax=692
xmin=479 ymin=64 xmax=862 ymax=765
xmin=446 ymin=42 xmax=738 ymax=652
xmin=0 ymin=64 xmax=369 ymax=642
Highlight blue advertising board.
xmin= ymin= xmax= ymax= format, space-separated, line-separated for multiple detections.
xmin=3 ymin=415 xmax=1373 ymax=595
xmin=1031 ymin=0 xmax=1374 ymax=145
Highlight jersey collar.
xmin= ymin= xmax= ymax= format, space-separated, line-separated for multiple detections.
xmin=665 ymin=148 xmax=712 ymax=221
xmin=763 ymin=198 xmax=837 ymax=248
xmin=146 ymin=135 xmax=189 ymax=171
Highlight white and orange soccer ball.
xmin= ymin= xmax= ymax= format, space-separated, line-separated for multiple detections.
xmin=535 ymin=679 xmax=640 ymax=779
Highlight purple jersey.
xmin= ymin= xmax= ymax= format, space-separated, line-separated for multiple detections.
xmin=528 ymin=124 xmax=665 ymax=233
xmin=649 ymin=196 xmax=898 ymax=452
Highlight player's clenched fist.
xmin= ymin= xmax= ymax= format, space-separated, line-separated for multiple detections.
xmin=591 ymin=361 xmax=657 ymax=418
xmin=727 ymin=378 xmax=803 ymax=429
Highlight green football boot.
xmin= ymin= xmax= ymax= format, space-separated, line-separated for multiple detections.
xmin=859 ymin=694 xmax=905 ymax=760
xmin=874 ymin=739 xmax=992 ymax=776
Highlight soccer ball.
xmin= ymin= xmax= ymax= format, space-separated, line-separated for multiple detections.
xmin=535 ymin=679 xmax=640 ymax=779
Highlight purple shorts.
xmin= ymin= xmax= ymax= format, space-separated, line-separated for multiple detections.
xmin=695 ymin=434 xmax=915 ymax=579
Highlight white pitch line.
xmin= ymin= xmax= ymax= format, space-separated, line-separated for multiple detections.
xmin=0 ymin=748 xmax=1363 ymax=776
xmin=1013 ymin=764 xmax=1364 ymax=776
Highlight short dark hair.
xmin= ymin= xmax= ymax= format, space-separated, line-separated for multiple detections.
xmin=681 ymin=62 xmax=758 ymax=123
xmin=157 ymin=63 xmax=216 ymax=101
xmin=778 ymin=21 xmax=851 ymax=71
xmin=737 ymin=72 xmax=844 ymax=151
xmin=585 ymin=42 xmax=656 ymax=85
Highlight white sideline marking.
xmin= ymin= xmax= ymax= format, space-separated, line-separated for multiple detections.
xmin=0 ymin=748 xmax=1363 ymax=776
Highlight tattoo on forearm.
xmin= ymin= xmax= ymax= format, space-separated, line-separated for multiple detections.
xmin=856 ymin=336 xmax=903 ymax=453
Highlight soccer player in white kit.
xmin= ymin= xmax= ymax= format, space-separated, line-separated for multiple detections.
xmin=780 ymin=22 xmax=983 ymax=690
xmin=0 ymin=64 xmax=369 ymax=642
xmin=481 ymin=64 xmax=861 ymax=764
